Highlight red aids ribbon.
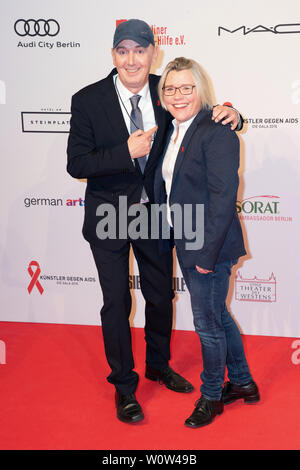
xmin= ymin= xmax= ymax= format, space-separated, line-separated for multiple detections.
xmin=27 ymin=261 xmax=44 ymax=294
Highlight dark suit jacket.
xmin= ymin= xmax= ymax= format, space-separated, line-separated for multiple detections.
xmin=154 ymin=109 xmax=246 ymax=270
xmin=67 ymin=69 xmax=172 ymax=247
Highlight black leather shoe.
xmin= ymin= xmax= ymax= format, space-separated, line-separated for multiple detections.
xmin=184 ymin=395 xmax=224 ymax=428
xmin=222 ymin=381 xmax=260 ymax=405
xmin=115 ymin=392 xmax=144 ymax=424
xmin=145 ymin=365 xmax=194 ymax=393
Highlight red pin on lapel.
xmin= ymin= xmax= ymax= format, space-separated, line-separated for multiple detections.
xmin=157 ymin=100 xmax=160 ymax=106
xmin=181 ymin=146 xmax=184 ymax=152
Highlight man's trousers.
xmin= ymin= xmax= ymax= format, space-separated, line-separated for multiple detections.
xmin=91 ymin=236 xmax=174 ymax=395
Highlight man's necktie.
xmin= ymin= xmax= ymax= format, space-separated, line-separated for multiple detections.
xmin=130 ymin=94 xmax=148 ymax=199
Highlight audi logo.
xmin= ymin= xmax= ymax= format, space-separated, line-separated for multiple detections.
xmin=14 ymin=19 xmax=60 ymax=37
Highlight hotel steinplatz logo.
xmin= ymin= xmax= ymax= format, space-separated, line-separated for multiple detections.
xmin=235 ymin=271 xmax=277 ymax=303
xmin=21 ymin=110 xmax=71 ymax=133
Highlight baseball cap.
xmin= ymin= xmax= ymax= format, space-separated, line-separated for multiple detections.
xmin=113 ymin=19 xmax=155 ymax=48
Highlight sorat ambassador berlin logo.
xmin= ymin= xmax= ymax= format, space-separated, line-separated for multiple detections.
xmin=237 ymin=195 xmax=292 ymax=223
xmin=116 ymin=19 xmax=186 ymax=46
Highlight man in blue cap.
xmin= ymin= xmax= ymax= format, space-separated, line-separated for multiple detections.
xmin=67 ymin=19 xmax=242 ymax=424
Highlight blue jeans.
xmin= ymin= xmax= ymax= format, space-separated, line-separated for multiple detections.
xmin=177 ymin=251 xmax=253 ymax=401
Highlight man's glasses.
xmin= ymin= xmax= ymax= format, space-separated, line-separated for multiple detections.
xmin=162 ymin=85 xmax=196 ymax=96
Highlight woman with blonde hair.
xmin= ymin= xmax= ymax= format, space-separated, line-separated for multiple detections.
xmin=154 ymin=57 xmax=259 ymax=428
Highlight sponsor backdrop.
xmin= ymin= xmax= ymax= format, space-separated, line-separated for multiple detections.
xmin=1 ymin=0 xmax=299 ymax=337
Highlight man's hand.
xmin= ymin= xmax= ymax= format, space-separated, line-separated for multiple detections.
xmin=212 ymin=105 xmax=239 ymax=130
xmin=128 ymin=126 xmax=157 ymax=159
xmin=196 ymin=265 xmax=213 ymax=274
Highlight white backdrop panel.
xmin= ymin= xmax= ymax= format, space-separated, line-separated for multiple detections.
xmin=1 ymin=0 xmax=300 ymax=337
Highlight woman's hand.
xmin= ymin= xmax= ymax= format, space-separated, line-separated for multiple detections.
xmin=196 ymin=266 xmax=213 ymax=274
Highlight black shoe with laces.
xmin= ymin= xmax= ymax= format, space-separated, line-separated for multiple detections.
xmin=184 ymin=395 xmax=224 ymax=428
xmin=115 ymin=391 xmax=144 ymax=424
xmin=221 ymin=381 xmax=260 ymax=405
xmin=145 ymin=365 xmax=194 ymax=393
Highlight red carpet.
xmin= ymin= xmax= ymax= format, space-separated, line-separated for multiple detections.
xmin=0 ymin=321 xmax=299 ymax=450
